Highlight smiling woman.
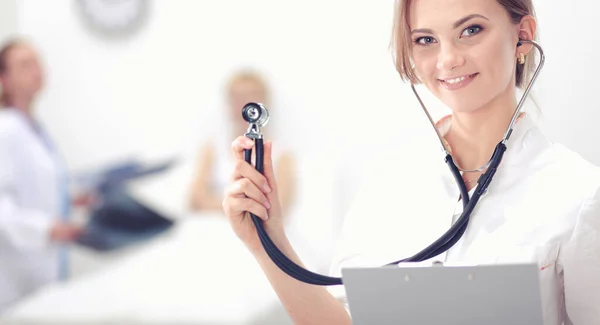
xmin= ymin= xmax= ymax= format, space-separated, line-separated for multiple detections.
xmin=407 ymin=6 xmax=535 ymax=117
xmin=219 ymin=0 xmax=600 ymax=324
xmin=394 ymin=0 xmax=537 ymax=88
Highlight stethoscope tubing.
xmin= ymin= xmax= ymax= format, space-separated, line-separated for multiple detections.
xmin=242 ymin=39 xmax=545 ymax=286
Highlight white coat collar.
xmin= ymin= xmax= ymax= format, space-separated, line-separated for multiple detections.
xmin=434 ymin=112 xmax=550 ymax=196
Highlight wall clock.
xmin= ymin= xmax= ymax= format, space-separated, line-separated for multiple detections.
xmin=75 ymin=0 xmax=150 ymax=39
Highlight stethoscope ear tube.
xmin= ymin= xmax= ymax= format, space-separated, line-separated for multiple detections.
xmin=389 ymin=143 xmax=507 ymax=265
xmin=243 ymin=133 xmax=505 ymax=285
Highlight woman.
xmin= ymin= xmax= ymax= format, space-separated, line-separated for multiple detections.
xmin=222 ymin=0 xmax=600 ymax=324
xmin=189 ymin=69 xmax=295 ymax=215
xmin=0 ymin=39 xmax=82 ymax=311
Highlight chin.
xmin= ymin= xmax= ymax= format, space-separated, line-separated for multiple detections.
xmin=436 ymin=87 xmax=490 ymax=115
xmin=439 ymin=96 xmax=489 ymax=114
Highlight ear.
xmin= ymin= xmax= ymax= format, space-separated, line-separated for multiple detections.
xmin=516 ymin=15 xmax=537 ymax=56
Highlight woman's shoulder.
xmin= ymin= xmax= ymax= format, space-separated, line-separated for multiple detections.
xmin=0 ymin=109 xmax=27 ymax=143
xmin=524 ymin=139 xmax=600 ymax=231
xmin=547 ymin=142 xmax=600 ymax=187
xmin=0 ymin=108 xmax=23 ymax=127
xmin=555 ymin=145 xmax=600 ymax=200
xmin=516 ymin=117 xmax=600 ymax=201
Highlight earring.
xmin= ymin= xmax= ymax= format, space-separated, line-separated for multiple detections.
xmin=518 ymin=53 xmax=526 ymax=65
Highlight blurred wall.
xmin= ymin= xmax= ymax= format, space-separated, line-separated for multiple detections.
xmin=13 ymin=0 xmax=406 ymax=171
xmin=8 ymin=0 xmax=600 ymax=168
xmin=0 ymin=0 xmax=18 ymax=53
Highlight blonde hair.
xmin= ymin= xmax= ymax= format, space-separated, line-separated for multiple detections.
xmin=391 ymin=0 xmax=537 ymax=88
xmin=226 ymin=69 xmax=270 ymax=105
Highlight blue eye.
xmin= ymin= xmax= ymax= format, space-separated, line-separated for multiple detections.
xmin=414 ymin=36 xmax=436 ymax=45
xmin=461 ymin=25 xmax=483 ymax=37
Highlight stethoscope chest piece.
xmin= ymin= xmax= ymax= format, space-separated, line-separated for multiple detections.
xmin=242 ymin=102 xmax=270 ymax=140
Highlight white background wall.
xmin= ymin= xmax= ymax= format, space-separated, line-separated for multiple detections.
xmin=0 ymin=0 xmax=18 ymax=43
xmin=14 ymin=0 xmax=404 ymax=170
xmin=6 ymin=0 xmax=600 ymax=215
xmin=12 ymin=0 xmax=600 ymax=167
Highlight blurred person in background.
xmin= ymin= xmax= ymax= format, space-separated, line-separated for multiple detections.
xmin=188 ymin=69 xmax=296 ymax=215
xmin=0 ymin=38 xmax=83 ymax=311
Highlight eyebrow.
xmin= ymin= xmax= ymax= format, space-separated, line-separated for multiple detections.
xmin=411 ymin=14 xmax=489 ymax=35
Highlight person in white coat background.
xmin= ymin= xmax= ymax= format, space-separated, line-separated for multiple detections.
xmin=0 ymin=38 xmax=83 ymax=312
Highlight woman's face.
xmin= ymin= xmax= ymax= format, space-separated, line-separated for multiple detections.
xmin=228 ymin=79 xmax=267 ymax=130
xmin=409 ymin=0 xmax=522 ymax=113
xmin=1 ymin=44 xmax=44 ymax=101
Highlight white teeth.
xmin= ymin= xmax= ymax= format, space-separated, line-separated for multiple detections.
xmin=444 ymin=75 xmax=470 ymax=84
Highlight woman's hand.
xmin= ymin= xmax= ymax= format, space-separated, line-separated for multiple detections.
xmin=222 ymin=137 xmax=351 ymax=325
xmin=222 ymin=136 xmax=285 ymax=252
xmin=50 ymin=221 xmax=83 ymax=243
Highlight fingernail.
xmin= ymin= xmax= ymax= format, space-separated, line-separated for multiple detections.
xmin=264 ymin=200 xmax=271 ymax=209
xmin=264 ymin=183 xmax=272 ymax=193
xmin=245 ymin=138 xmax=254 ymax=147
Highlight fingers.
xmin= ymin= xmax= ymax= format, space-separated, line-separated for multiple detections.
xmin=51 ymin=224 xmax=83 ymax=242
xmin=231 ymin=136 xmax=255 ymax=160
xmin=224 ymin=137 xmax=277 ymax=223
xmin=70 ymin=225 xmax=84 ymax=238
xmin=231 ymin=160 xmax=272 ymax=194
xmin=222 ymin=196 xmax=269 ymax=221
xmin=230 ymin=139 xmax=276 ymax=190
xmin=227 ymin=178 xmax=271 ymax=210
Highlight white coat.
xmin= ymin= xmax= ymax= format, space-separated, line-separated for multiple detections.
xmin=329 ymin=113 xmax=600 ymax=324
xmin=0 ymin=108 xmax=65 ymax=311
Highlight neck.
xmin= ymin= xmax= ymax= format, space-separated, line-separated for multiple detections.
xmin=8 ymin=95 xmax=33 ymax=116
xmin=446 ymin=89 xmax=517 ymax=171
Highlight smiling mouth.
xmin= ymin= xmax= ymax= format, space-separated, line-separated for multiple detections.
xmin=439 ymin=73 xmax=479 ymax=90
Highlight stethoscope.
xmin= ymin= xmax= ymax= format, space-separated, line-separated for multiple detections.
xmin=240 ymin=39 xmax=545 ymax=286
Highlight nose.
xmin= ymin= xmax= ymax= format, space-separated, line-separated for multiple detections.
xmin=437 ymin=42 xmax=465 ymax=71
